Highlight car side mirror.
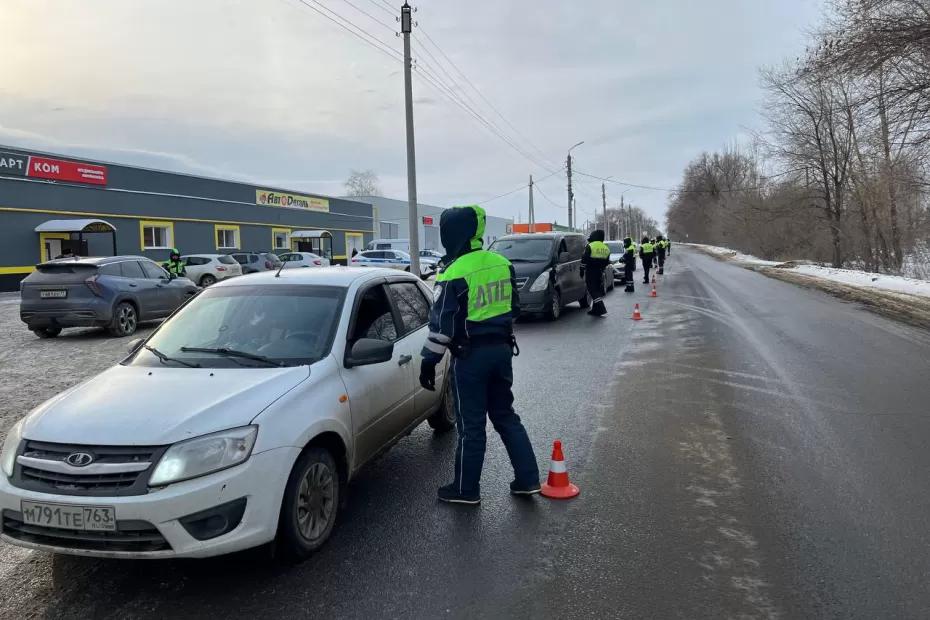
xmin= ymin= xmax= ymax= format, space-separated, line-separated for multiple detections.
xmin=345 ymin=338 xmax=394 ymax=368
xmin=559 ymin=251 xmax=571 ymax=264
xmin=126 ymin=337 xmax=144 ymax=354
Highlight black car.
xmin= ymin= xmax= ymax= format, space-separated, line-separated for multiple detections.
xmin=19 ymin=256 xmax=198 ymax=338
xmin=230 ymin=252 xmax=283 ymax=273
xmin=489 ymin=232 xmax=592 ymax=320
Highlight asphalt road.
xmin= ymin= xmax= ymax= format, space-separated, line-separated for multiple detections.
xmin=2 ymin=248 xmax=929 ymax=619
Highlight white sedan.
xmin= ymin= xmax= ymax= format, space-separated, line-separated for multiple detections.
xmin=181 ymin=254 xmax=243 ymax=287
xmin=351 ymin=249 xmax=436 ymax=277
xmin=278 ymin=252 xmax=330 ymax=268
xmin=0 ymin=268 xmax=453 ymax=560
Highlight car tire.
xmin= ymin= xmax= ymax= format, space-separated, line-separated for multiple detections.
xmin=32 ymin=327 xmax=62 ymax=339
xmin=108 ymin=302 xmax=138 ymax=337
xmin=200 ymin=274 xmax=217 ymax=287
xmin=278 ymin=446 xmax=340 ymax=562
xmin=545 ymin=288 xmax=562 ymax=321
xmin=427 ymin=375 xmax=456 ymax=432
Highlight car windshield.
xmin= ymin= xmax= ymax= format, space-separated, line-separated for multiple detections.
xmin=489 ymin=238 xmax=553 ymax=262
xmin=606 ymin=242 xmax=624 ymax=253
xmin=129 ymin=284 xmax=345 ymax=368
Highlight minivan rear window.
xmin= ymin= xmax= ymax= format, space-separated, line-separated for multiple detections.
xmin=218 ymin=255 xmax=237 ymax=265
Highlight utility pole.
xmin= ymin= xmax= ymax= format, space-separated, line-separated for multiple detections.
xmin=620 ymin=194 xmax=625 ymax=238
xmin=566 ymin=141 xmax=583 ymax=231
xmin=601 ymin=182 xmax=607 ymax=237
xmin=528 ymin=174 xmax=535 ymax=233
xmin=401 ymin=3 xmax=420 ymax=276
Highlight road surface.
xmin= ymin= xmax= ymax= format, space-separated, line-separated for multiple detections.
xmin=2 ymin=247 xmax=929 ymax=619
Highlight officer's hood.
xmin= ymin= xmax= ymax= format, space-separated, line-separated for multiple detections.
xmin=169 ymin=248 xmax=181 ymax=259
xmin=440 ymin=205 xmax=486 ymax=262
xmin=588 ymin=230 xmax=605 ymax=243
xmin=623 ymin=237 xmax=632 ymax=246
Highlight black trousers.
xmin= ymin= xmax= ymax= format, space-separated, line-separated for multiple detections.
xmin=449 ymin=344 xmax=540 ymax=495
xmin=642 ymin=255 xmax=654 ymax=283
xmin=657 ymin=249 xmax=666 ymax=272
xmin=623 ymin=259 xmax=635 ymax=287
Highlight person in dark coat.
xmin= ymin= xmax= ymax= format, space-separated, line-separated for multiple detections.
xmin=622 ymin=236 xmax=637 ymax=292
xmin=639 ymin=236 xmax=655 ymax=284
xmin=581 ymin=229 xmax=610 ymax=317
xmin=655 ymin=234 xmax=668 ymax=275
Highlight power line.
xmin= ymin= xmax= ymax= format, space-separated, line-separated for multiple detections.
xmin=534 ymin=184 xmax=562 ymax=209
xmin=335 ymin=0 xmax=397 ymax=34
xmin=363 ymin=0 xmax=396 ymax=19
xmin=371 ymin=0 xmax=396 ymax=14
xmin=288 ymin=0 xmax=402 ymax=62
xmin=476 ymin=167 xmax=564 ymax=205
xmin=573 ymin=168 xmax=800 ymax=194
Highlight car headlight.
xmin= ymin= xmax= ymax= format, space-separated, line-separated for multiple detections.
xmin=529 ymin=270 xmax=551 ymax=292
xmin=1 ymin=419 xmax=24 ymax=478
xmin=149 ymin=425 xmax=258 ymax=487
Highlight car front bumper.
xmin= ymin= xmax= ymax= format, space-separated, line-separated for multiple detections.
xmin=518 ymin=288 xmax=550 ymax=314
xmin=0 ymin=446 xmax=299 ymax=559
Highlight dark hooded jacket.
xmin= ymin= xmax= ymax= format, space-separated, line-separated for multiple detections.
xmin=421 ymin=205 xmax=519 ymax=364
xmin=582 ymin=229 xmax=609 ymax=297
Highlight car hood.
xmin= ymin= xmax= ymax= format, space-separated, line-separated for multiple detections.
xmin=21 ymin=364 xmax=310 ymax=446
xmin=509 ymin=260 xmax=552 ymax=278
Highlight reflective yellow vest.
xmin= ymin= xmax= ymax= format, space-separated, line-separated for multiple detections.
xmin=437 ymin=250 xmax=512 ymax=322
xmin=588 ymin=241 xmax=610 ymax=260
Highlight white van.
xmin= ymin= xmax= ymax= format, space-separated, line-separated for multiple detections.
xmin=367 ymin=239 xmax=410 ymax=253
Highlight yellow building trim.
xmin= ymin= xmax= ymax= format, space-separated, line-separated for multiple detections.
xmin=214 ymin=224 xmax=240 ymax=250
xmin=39 ymin=232 xmax=70 ymax=263
xmin=271 ymin=227 xmax=291 ymax=252
xmin=138 ymin=220 xmax=175 ymax=251
xmin=0 ymin=266 xmax=34 ymax=275
xmin=0 ymin=206 xmax=374 ymax=235
xmin=333 ymin=255 xmax=348 ymax=260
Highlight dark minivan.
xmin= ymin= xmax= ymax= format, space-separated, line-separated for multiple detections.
xmin=20 ymin=256 xmax=198 ymax=338
xmin=488 ymin=232 xmax=589 ymax=320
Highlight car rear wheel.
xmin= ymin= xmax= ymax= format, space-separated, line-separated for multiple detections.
xmin=427 ymin=374 xmax=456 ymax=432
xmin=32 ymin=327 xmax=62 ymax=339
xmin=545 ymin=288 xmax=562 ymax=321
xmin=278 ymin=447 xmax=340 ymax=561
xmin=108 ymin=302 xmax=138 ymax=337
xmin=200 ymin=274 xmax=217 ymax=287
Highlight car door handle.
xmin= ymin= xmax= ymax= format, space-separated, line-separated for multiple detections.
xmin=128 ymin=283 xmax=137 ymax=287
xmin=398 ymin=354 xmax=413 ymax=366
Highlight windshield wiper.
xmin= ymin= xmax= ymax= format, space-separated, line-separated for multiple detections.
xmin=180 ymin=347 xmax=284 ymax=367
xmin=144 ymin=345 xmax=201 ymax=368
xmin=507 ymin=258 xmax=541 ymax=262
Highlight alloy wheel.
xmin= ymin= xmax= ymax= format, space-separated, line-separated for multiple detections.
xmin=296 ymin=462 xmax=336 ymax=543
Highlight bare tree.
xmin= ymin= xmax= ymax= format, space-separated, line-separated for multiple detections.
xmin=344 ymin=169 xmax=383 ymax=197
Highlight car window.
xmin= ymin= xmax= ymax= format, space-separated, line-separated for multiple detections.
xmin=217 ymin=255 xmax=237 ymax=265
xmin=350 ymin=285 xmax=398 ymax=342
xmin=98 ymin=263 xmax=121 ymax=277
xmin=565 ymin=236 xmax=586 ymax=260
xmin=232 ymin=254 xmax=248 ymax=264
xmin=249 ymin=254 xmax=259 ymax=263
xmin=387 ymin=282 xmax=430 ymax=335
xmin=120 ymin=261 xmax=146 ymax=279
xmin=185 ymin=257 xmax=208 ymax=266
xmin=375 ymin=243 xmax=391 ymax=250
xmin=140 ymin=261 xmax=167 ymax=279
xmin=363 ymin=251 xmax=384 ymax=260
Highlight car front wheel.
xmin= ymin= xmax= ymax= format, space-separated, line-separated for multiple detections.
xmin=427 ymin=374 xmax=456 ymax=432
xmin=278 ymin=447 xmax=340 ymax=561
xmin=545 ymin=288 xmax=562 ymax=321
xmin=32 ymin=327 xmax=62 ymax=339
xmin=200 ymin=274 xmax=217 ymax=287
xmin=108 ymin=302 xmax=138 ymax=337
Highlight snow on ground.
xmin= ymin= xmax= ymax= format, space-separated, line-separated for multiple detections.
xmin=687 ymin=244 xmax=783 ymax=266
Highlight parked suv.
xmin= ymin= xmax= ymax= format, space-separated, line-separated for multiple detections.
xmin=488 ymin=233 xmax=589 ymax=320
xmin=19 ymin=257 xmax=199 ymax=338
xmin=230 ymin=252 xmax=283 ymax=274
xmin=183 ymin=254 xmax=243 ymax=287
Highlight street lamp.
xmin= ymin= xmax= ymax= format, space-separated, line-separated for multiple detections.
xmin=567 ymin=141 xmax=584 ymax=230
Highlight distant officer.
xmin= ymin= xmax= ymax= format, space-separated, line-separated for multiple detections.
xmin=582 ymin=229 xmax=610 ymax=316
xmin=622 ymin=236 xmax=637 ymax=292
xmin=655 ymin=234 xmax=668 ymax=275
xmin=163 ymin=248 xmax=186 ymax=278
xmin=419 ymin=205 xmax=540 ymax=505
xmin=639 ymin=236 xmax=655 ymax=284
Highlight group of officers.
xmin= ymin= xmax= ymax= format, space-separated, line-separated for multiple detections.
xmin=418 ymin=204 xmax=673 ymax=504
xmin=581 ymin=231 xmax=671 ymax=316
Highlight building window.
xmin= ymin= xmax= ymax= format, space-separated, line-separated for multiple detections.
xmin=215 ymin=225 xmax=240 ymax=250
xmin=272 ymin=227 xmax=290 ymax=251
xmin=139 ymin=221 xmax=174 ymax=250
xmin=380 ymin=222 xmax=399 ymax=238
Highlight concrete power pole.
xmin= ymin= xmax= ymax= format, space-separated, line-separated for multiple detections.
xmin=528 ymin=174 xmax=535 ymax=233
xmin=601 ymin=182 xmax=607 ymax=237
xmin=401 ymin=3 xmax=420 ymax=276
xmin=566 ymin=154 xmax=574 ymax=230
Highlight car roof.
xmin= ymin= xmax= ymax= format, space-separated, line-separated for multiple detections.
xmin=494 ymin=233 xmax=570 ymax=241
xmin=40 ymin=255 xmax=153 ymax=267
xmin=182 ymin=253 xmax=227 ymax=258
xmin=211 ymin=266 xmax=416 ymax=288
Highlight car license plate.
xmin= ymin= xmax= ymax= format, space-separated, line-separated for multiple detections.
xmin=39 ymin=290 xmax=67 ymax=299
xmin=20 ymin=501 xmax=116 ymax=532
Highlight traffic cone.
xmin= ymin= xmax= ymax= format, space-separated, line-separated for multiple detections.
xmin=540 ymin=440 xmax=580 ymax=499
xmin=650 ymin=283 xmax=657 ymax=297
xmin=652 ymin=274 xmax=657 ymax=284
xmin=632 ymin=303 xmax=642 ymax=320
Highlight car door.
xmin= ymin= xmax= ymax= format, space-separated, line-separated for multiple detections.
xmin=139 ymin=260 xmax=182 ymax=316
xmin=119 ymin=260 xmax=161 ymax=319
xmin=339 ymin=281 xmax=417 ymax=466
xmin=561 ymin=235 xmax=586 ymax=301
xmin=385 ymin=279 xmax=445 ymax=418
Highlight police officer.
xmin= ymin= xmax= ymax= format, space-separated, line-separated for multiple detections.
xmin=622 ymin=236 xmax=637 ymax=293
xmin=582 ymin=229 xmax=610 ymax=316
xmin=655 ymin=234 xmax=668 ymax=275
xmin=163 ymin=248 xmax=186 ymax=278
xmin=419 ymin=205 xmax=540 ymax=505
xmin=639 ymin=236 xmax=655 ymax=284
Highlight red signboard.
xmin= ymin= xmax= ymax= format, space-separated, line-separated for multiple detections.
xmin=26 ymin=156 xmax=107 ymax=186
xmin=422 ymin=216 xmax=434 ymax=225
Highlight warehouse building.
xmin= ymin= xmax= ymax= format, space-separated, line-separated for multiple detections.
xmin=0 ymin=146 xmax=375 ymax=291
xmin=347 ymin=195 xmax=513 ymax=255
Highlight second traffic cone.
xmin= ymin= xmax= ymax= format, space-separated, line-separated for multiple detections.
xmin=650 ymin=283 xmax=657 ymax=297
xmin=652 ymin=274 xmax=657 ymax=284
xmin=540 ymin=440 xmax=580 ymax=499
xmin=632 ymin=303 xmax=642 ymax=320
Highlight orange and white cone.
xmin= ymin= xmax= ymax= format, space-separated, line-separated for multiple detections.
xmin=632 ymin=303 xmax=642 ymax=320
xmin=540 ymin=440 xmax=580 ymax=499
xmin=651 ymin=274 xmax=657 ymax=284
xmin=650 ymin=283 xmax=657 ymax=297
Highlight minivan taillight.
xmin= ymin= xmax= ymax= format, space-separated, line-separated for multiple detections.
xmin=84 ymin=275 xmax=104 ymax=297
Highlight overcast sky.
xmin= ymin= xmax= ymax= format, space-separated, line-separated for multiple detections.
xmin=0 ymin=0 xmax=823 ymax=227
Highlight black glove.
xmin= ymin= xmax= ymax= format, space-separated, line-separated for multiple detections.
xmin=419 ymin=360 xmax=437 ymax=391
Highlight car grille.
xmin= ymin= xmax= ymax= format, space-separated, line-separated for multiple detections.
xmin=515 ymin=277 xmax=529 ymax=289
xmin=1 ymin=510 xmax=171 ymax=553
xmin=11 ymin=441 xmax=167 ymax=497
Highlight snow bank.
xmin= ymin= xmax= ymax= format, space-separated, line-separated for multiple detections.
xmin=788 ymin=264 xmax=930 ymax=299
xmin=687 ymin=244 xmax=783 ymax=266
